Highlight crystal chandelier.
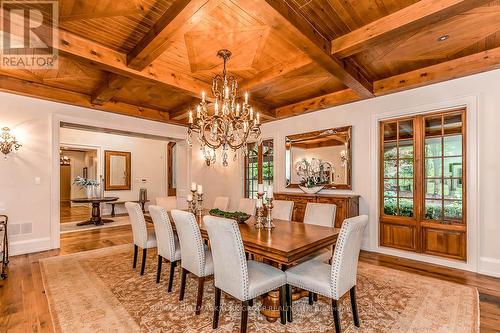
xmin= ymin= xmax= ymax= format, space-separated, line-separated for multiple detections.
xmin=1 ymin=127 xmax=21 ymax=158
xmin=187 ymin=49 xmax=261 ymax=166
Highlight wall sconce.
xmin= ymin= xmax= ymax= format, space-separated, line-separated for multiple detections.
xmin=1 ymin=127 xmax=22 ymax=158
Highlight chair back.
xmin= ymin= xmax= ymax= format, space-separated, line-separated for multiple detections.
xmin=125 ymin=202 xmax=148 ymax=248
xmin=149 ymin=205 xmax=177 ymax=261
xmin=330 ymin=215 xmax=368 ymax=299
xmin=213 ymin=196 xmax=230 ymax=210
xmin=156 ymin=196 xmax=177 ymax=211
xmin=272 ymin=200 xmax=294 ymax=221
xmin=303 ymin=203 xmax=337 ymax=227
xmin=204 ymin=215 xmax=249 ymax=301
xmin=238 ymin=198 xmax=257 ymax=215
xmin=171 ymin=210 xmax=207 ymax=276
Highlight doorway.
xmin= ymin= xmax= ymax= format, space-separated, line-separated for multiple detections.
xmin=59 ymin=146 xmax=98 ymax=224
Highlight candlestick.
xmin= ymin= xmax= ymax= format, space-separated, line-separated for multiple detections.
xmin=266 ymin=185 xmax=273 ymax=199
xmin=257 ymin=183 xmax=264 ymax=195
xmin=254 ymin=193 xmax=265 ymax=229
xmin=196 ymin=193 xmax=203 ymax=218
xmin=264 ymin=197 xmax=275 ymax=230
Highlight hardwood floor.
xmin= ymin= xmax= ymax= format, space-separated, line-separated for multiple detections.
xmin=59 ymin=201 xmax=91 ymax=223
xmin=1 ymin=225 xmax=499 ymax=332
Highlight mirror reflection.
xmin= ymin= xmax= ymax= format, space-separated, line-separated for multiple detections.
xmin=285 ymin=126 xmax=352 ymax=190
xmin=105 ymin=151 xmax=131 ymax=190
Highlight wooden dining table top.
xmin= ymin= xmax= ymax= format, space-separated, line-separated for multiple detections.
xmin=145 ymin=210 xmax=340 ymax=266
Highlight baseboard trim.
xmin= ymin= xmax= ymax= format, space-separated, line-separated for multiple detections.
xmin=10 ymin=237 xmax=52 ymax=256
xmin=479 ymin=257 xmax=500 ymax=278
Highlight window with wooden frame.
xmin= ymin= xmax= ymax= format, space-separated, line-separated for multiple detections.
xmin=244 ymin=140 xmax=273 ymax=199
xmin=380 ymin=109 xmax=466 ymax=260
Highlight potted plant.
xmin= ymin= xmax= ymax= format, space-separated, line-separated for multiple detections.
xmin=295 ymin=158 xmax=333 ymax=194
xmin=73 ymin=176 xmax=100 ymax=198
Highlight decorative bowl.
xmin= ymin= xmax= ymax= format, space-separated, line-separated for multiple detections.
xmin=298 ymin=185 xmax=324 ymax=194
xmin=208 ymin=208 xmax=251 ymax=223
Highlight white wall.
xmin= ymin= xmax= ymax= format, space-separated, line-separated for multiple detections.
xmin=60 ymin=127 xmax=169 ymax=215
xmin=256 ymin=69 xmax=500 ymax=277
xmin=0 ymin=92 xmax=187 ymax=255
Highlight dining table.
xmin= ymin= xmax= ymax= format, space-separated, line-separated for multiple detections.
xmin=145 ymin=210 xmax=340 ymax=322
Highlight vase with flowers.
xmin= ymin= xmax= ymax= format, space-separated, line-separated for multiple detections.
xmin=73 ymin=176 xmax=100 ymax=198
xmin=295 ymin=158 xmax=333 ymax=194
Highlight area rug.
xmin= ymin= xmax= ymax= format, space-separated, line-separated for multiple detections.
xmin=39 ymin=245 xmax=479 ymax=333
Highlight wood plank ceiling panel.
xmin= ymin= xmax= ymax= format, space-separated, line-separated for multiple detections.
xmin=351 ymin=2 xmax=500 ymax=80
xmin=59 ymin=0 xmax=176 ymax=53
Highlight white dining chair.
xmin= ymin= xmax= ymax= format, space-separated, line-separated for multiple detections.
xmin=303 ymin=202 xmax=337 ymax=227
xmin=285 ymin=215 xmax=368 ymax=332
xmin=125 ymin=202 xmax=157 ymax=275
xmin=171 ymin=209 xmax=214 ymax=315
xmin=213 ymin=196 xmax=230 ymax=210
xmin=238 ymin=198 xmax=257 ymax=215
xmin=303 ymin=202 xmax=338 ymax=263
xmin=155 ymin=196 xmax=177 ymax=211
xmin=149 ymin=205 xmax=181 ymax=292
xmin=204 ymin=215 xmax=287 ymax=332
xmin=272 ymin=200 xmax=294 ymax=221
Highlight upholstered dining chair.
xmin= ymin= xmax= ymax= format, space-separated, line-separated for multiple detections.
xmin=171 ymin=209 xmax=214 ymax=315
xmin=303 ymin=202 xmax=337 ymax=227
xmin=204 ymin=215 xmax=288 ymax=333
xmin=155 ymin=196 xmax=177 ymax=211
xmin=213 ymin=196 xmax=230 ymax=210
xmin=149 ymin=205 xmax=181 ymax=292
xmin=303 ymin=202 xmax=338 ymax=263
xmin=125 ymin=202 xmax=157 ymax=275
xmin=285 ymin=215 xmax=369 ymax=332
xmin=238 ymin=198 xmax=257 ymax=215
xmin=272 ymin=200 xmax=294 ymax=221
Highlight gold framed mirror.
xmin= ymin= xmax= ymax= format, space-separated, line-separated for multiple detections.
xmin=285 ymin=126 xmax=352 ymax=190
xmin=104 ymin=150 xmax=131 ymax=190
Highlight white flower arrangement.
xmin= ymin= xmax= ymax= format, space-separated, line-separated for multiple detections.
xmin=73 ymin=176 xmax=99 ymax=188
xmin=295 ymin=158 xmax=333 ymax=188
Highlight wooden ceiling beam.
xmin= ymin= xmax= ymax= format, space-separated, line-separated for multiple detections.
xmin=29 ymin=26 xmax=212 ymax=99
xmin=0 ymin=75 xmax=185 ymax=125
xmin=127 ymin=0 xmax=221 ymax=71
xmin=233 ymin=0 xmax=373 ymax=98
xmin=274 ymin=89 xmax=361 ymax=119
xmin=374 ymin=46 xmax=500 ymax=96
xmin=91 ymin=74 xmax=131 ymax=105
xmin=238 ymin=54 xmax=312 ymax=92
xmin=331 ymin=0 xmax=492 ymax=59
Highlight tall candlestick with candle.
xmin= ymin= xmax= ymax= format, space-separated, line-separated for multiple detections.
xmin=264 ymin=185 xmax=275 ymax=230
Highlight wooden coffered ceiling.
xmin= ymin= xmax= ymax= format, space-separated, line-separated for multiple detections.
xmin=1 ymin=0 xmax=500 ymax=125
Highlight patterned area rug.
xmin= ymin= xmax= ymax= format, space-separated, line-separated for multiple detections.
xmin=40 ymin=245 xmax=479 ymax=333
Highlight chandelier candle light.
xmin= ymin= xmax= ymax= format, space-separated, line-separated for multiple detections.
xmin=187 ymin=49 xmax=262 ymax=166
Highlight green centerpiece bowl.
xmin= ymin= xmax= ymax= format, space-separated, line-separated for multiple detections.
xmin=209 ymin=208 xmax=251 ymax=223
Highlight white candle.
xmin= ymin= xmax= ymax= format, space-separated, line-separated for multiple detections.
xmin=258 ymin=183 xmax=264 ymax=194
xmin=188 ymin=110 xmax=193 ymax=124
xmin=191 ymin=182 xmax=197 ymax=191
xmin=267 ymin=185 xmax=273 ymax=199
xmin=196 ymin=105 xmax=201 ymax=118
xmin=201 ymin=91 xmax=206 ymax=103
xmin=214 ymin=100 xmax=219 ymax=116
xmin=225 ymin=86 xmax=229 ymax=98
xmin=256 ymin=112 xmax=260 ymax=124
xmin=187 ymin=194 xmax=193 ymax=202
xmin=249 ymin=107 xmax=254 ymax=120
xmin=197 ymin=184 xmax=203 ymax=194
xmin=256 ymin=198 xmax=263 ymax=208
xmin=245 ymin=92 xmax=249 ymax=104
xmin=236 ymin=103 xmax=240 ymax=117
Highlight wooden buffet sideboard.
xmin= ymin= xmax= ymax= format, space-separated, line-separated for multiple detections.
xmin=274 ymin=192 xmax=360 ymax=228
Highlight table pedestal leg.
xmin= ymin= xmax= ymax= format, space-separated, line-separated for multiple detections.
xmin=76 ymin=203 xmax=113 ymax=226
xmin=260 ymin=288 xmax=309 ymax=322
